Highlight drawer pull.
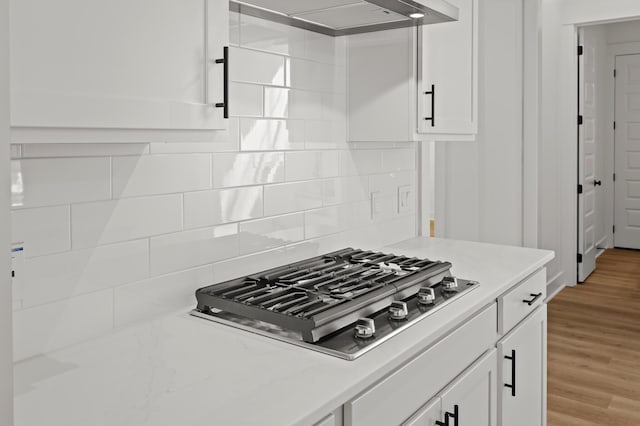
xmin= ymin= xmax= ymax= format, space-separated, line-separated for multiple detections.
xmin=504 ymin=350 xmax=516 ymax=397
xmin=522 ymin=293 xmax=542 ymax=306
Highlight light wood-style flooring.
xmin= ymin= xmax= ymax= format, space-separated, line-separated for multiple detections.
xmin=547 ymin=248 xmax=640 ymax=426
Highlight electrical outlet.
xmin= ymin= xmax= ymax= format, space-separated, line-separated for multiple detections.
xmin=11 ymin=242 xmax=24 ymax=311
xmin=398 ymin=185 xmax=413 ymax=214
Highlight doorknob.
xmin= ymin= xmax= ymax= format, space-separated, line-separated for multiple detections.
xmin=594 ymin=179 xmax=602 ymax=186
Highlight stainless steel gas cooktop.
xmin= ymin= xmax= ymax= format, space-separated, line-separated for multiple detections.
xmin=191 ymin=248 xmax=479 ymax=360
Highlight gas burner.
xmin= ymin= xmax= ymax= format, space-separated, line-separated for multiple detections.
xmin=192 ymin=248 xmax=479 ymax=360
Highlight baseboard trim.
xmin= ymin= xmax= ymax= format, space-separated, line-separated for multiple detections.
xmin=545 ymin=270 xmax=569 ymax=303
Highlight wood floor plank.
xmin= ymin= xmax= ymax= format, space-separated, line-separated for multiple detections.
xmin=547 ymin=248 xmax=640 ymax=425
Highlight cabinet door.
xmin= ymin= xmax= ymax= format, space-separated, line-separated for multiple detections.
xmin=11 ymin=0 xmax=228 ymax=130
xmin=403 ymin=398 xmax=441 ymax=426
xmin=440 ymin=349 xmax=497 ymax=426
xmin=418 ymin=0 xmax=477 ymax=137
xmin=498 ymin=306 xmax=546 ymax=426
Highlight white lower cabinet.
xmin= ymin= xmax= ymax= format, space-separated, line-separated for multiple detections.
xmin=339 ymin=269 xmax=548 ymax=426
xmin=404 ymin=349 xmax=497 ymax=426
xmin=497 ymin=306 xmax=547 ymax=426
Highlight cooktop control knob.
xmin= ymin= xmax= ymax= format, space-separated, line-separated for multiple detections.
xmin=389 ymin=301 xmax=409 ymax=320
xmin=354 ymin=318 xmax=376 ymax=339
xmin=442 ymin=276 xmax=458 ymax=292
xmin=418 ymin=286 xmax=436 ymax=305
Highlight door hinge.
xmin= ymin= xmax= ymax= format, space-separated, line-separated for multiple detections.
xmin=613 ymin=173 xmax=616 ymax=182
xmin=578 ymin=184 xmax=583 ymax=194
xmin=578 ymin=45 xmax=584 ymax=56
xmin=614 ymin=68 xmax=617 ymax=78
xmin=577 ymin=253 xmax=583 ymax=263
xmin=578 ymin=115 xmax=583 ymax=125
xmin=614 ymin=121 xmax=616 ymax=130
xmin=613 ymin=225 xmax=616 ymax=233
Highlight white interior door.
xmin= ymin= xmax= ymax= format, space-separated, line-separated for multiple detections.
xmin=614 ymin=54 xmax=640 ymax=249
xmin=578 ymin=29 xmax=597 ymax=282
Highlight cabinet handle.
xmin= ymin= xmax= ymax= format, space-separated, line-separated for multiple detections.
xmin=214 ymin=46 xmax=229 ymax=119
xmin=504 ymin=350 xmax=516 ymax=397
xmin=424 ymin=84 xmax=435 ymax=127
xmin=522 ymin=292 xmax=542 ymax=306
xmin=446 ymin=405 xmax=459 ymax=426
xmin=435 ymin=418 xmax=448 ymax=426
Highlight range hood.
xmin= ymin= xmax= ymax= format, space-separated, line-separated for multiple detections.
xmin=230 ymin=0 xmax=459 ymax=37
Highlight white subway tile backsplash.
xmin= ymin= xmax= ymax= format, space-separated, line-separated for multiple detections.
xmin=341 ymin=150 xmax=383 ymax=176
xmin=230 ymin=47 xmax=285 ymax=86
xmin=285 ymin=151 xmax=340 ymax=181
xmin=305 ymin=120 xmax=345 ymax=147
xmin=13 ymin=289 xmax=114 ymax=361
xmin=240 ymin=118 xmax=305 ymax=151
xmin=150 ymin=224 xmax=239 ymax=276
xmin=382 ymin=149 xmax=416 ymax=172
xmin=238 ymin=213 xmax=304 ymax=254
xmin=264 ymin=181 xmax=323 ymax=216
xmin=72 ymin=195 xmax=182 ymax=249
xmin=305 ymin=31 xmax=341 ymax=64
xmin=114 ymin=265 xmax=214 ymax=327
xmin=264 ymin=87 xmax=290 ymax=118
xmin=112 ymin=154 xmax=211 ymax=198
xmin=229 ymin=82 xmax=263 ymax=117
xmin=13 ymin=157 xmax=111 ymax=208
xmin=322 ymin=176 xmax=369 ymax=206
xmin=184 ymin=186 xmax=263 ymax=229
xmin=289 ymin=59 xmax=335 ymax=92
xmin=239 ymin=14 xmax=306 ymax=58
xmin=11 ymin=206 xmax=70 ymax=257
xmin=304 ymin=205 xmax=351 ymax=239
xmin=288 ymin=90 xmax=323 ymax=120
xmin=370 ymin=170 xmax=416 ymax=197
xmin=213 ymin=152 xmax=284 ymax=188
xmin=149 ymin=118 xmax=239 ymax=154
xmin=21 ymin=143 xmax=149 ymax=158
xmin=22 ymin=240 xmax=149 ymax=308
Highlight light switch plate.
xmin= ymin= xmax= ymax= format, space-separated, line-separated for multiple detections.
xmin=397 ymin=185 xmax=413 ymax=214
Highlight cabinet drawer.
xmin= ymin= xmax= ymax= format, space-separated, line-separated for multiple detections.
xmin=345 ymin=303 xmax=497 ymax=426
xmin=498 ymin=268 xmax=546 ymax=335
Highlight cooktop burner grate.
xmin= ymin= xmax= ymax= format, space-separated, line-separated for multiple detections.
xmin=195 ymin=248 xmax=453 ymax=343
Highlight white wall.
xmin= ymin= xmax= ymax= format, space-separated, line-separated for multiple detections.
xmin=10 ymin=13 xmax=418 ymax=361
xmin=539 ymin=1 xmax=640 ymax=288
xmin=436 ymin=0 xmax=524 ymax=246
xmin=1 ymin=0 xmax=13 ymax=420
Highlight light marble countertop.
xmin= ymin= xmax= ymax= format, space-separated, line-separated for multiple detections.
xmin=13 ymin=237 xmax=554 ymax=426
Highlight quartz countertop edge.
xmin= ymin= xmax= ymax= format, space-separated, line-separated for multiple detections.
xmin=13 ymin=237 xmax=555 ymax=426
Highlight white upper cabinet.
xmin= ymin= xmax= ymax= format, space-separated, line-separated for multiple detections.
xmin=419 ymin=0 xmax=477 ymax=138
xmin=347 ymin=0 xmax=477 ymax=142
xmin=10 ymin=0 xmax=229 ymax=130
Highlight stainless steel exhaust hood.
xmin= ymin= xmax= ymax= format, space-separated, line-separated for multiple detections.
xmin=230 ymin=0 xmax=459 ymax=37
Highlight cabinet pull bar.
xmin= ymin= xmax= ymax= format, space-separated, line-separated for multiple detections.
xmin=424 ymin=84 xmax=435 ymax=127
xmin=214 ymin=46 xmax=229 ymax=118
xmin=522 ymin=292 xmax=542 ymax=306
xmin=504 ymin=350 xmax=516 ymax=397
xmin=444 ymin=404 xmax=459 ymax=426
